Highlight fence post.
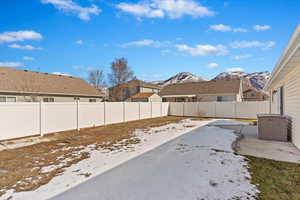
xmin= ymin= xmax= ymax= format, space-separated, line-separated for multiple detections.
xmin=160 ymin=102 xmax=162 ymax=117
xmin=234 ymin=102 xmax=237 ymax=119
xmin=103 ymin=102 xmax=106 ymax=126
xmin=214 ymin=102 xmax=217 ymax=118
xmin=123 ymin=102 xmax=126 ymax=122
xmin=138 ymin=102 xmax=141 ymax=120
xmin=150 ymin=101 xmax=153 ymax=118
xmin=39 ymin=101 xmax=43 ymax=137
xmin=76 ymin=100 xmax=79 ymax=131
xmin=182 ymin=102 xmax=185 ymax=116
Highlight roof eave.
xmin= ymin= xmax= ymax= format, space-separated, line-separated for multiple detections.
xmin=264 ymin=23 xmax=300 ymax=90
xmin=0 ymin=90 xmax=103 ymax=98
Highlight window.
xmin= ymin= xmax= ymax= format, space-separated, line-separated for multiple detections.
xmin=43 ymin=98 xmax=54 ymax=102
xmin=217 ymin=96 xmax=223 ymax=102
xmin=6 ymin=97 xmax=16 ymax=102
xmin=175 ymin=97 xmax=185 ymax=102
xmin=0 ymin=96 xmax=17 ymax=102
xmin=0 ymin=97 xmax=6 ymax=102
xmin=89 ymin=99 xmax=96 ymax=102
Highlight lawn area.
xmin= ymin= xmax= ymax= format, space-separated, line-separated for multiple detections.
xmin=246 ymin=155 xmax=300 ymax=200
xmin=0 ymin=116 xmax=195 ymax=197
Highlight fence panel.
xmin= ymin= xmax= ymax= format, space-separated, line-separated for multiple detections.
xmin=139 ymin=102 xmax=151 ymax=119
xmin=78 ymin=103 xmax=104 ymax=129
xmin=42 ymin=103 xmax=77 ymax=134
xmin=162 ymin=102 xmax=169 ymax=116
xmin=236 ymin=102 xmax=257 ymax=119
xmin=124 ymin=102 xmax=140 ymax=122
xmin=152 ymin=102 xmax=162 ymax=117
xmin=215 ymin=102 xmax=236 ymax=118
xmin=183 ymin=103 xmax=198 ymax=116
xmin=258 ymin=101 xmax=270 ymax=114
xmin=170 ymin=101 xmax=269 ymax=119
xmin=169 ymin=102 xmax=184 ymax=116
xmin=198 ymin=102 xmax=216 ymax=117
xmin=105 ymin=102 xmax=124 ymax=124
xmin=0 ymin=103 xmax=40 ymax=140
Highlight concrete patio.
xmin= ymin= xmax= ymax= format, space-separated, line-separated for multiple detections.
xmin=212 ymin=120 xmax=300 ymax=163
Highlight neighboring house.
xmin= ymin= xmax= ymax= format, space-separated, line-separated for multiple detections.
xmin=264 ymin=23 xmax=300 ymax=149
xmin=130 ymin=92 xmax=162 ymax=102
xmin=109 ymin=79 xmax=162 ymax=101
xmin=242 ymin=85 xmax=269 ymax=101
xmin=160 ymin=79 xmax=243 ymax=102
xmin=0 ymin=67 xmax=103 ymax=102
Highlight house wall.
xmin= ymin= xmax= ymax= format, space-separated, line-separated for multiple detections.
xmin=243 ymin=90 xmax=268 ymax=101
xmin=196 ymin=94 xmax=237 ymax=102
xmin=268 ymin=64 xmax=300 ymax=149
xmin=140 ymin=87 xmax=160 ymax=93
xmin=163 ymin=93 xmax=237 ymax=102
xmin=0 ymin=94 xmax=102 ymax=102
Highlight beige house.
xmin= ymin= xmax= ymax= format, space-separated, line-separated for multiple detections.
xmin=0 ymin=67 xmax=103 ymax=102
xmin=242 ymin=85 xmax=269 ymax=101
xmin=160 ymin=79 xmax=243 ymax=102
xmin=130 ymin=92 xmax=162 ymax=102
xmin=264 ymin=23 xmax=300 ymax=149
xmin=109 ymin=79 xmax=162 ymax=101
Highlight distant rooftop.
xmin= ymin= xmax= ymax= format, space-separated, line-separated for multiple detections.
xmin=0 ymin=67 xmax=102 ymax=97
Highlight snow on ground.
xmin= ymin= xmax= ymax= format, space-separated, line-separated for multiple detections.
xmin=3 ymin=119 xmax=212 ymax=200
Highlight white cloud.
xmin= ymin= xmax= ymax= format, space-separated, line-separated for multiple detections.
xmin=22 ymin=56 xmax=34 ymax=61
xmin=208 ymin=63 xmax=218 ymax=68
xmin=76 ymin=40 xmax=83 ymax=45
xmin=253 ymin=25 xmax=271 ymax=31
xmin=230 ymin=40 xmax=276 ymax=49
xmin=175 ymin=44 xmax=228 ymax=56
xmin=72 ymin=66 xmax=94 ymax=71
xmin=231 ymin=54 xmax=252 ymax=60
xmin=52 ymin=72 xmax=71 ymax=76
xmin=0 ymin=62 xmax=23 ymax=67
xmin=233 ymin=28 xmax=247 ymax=32
xmin=161 ymin=49 xmax=170 ymax=54
xmin=210 ymin=24 xmax=247 ymax=32
xmin=8 ymin=44 xmax=42 ymax=50
xmin=41 ymin=0 xmax=101 ymax=21
xmin=226 ymin=67 xmax=244 ymax=72
xmin=0 ymin=30 xmax=42 ymax=43
xmin=116 ymin=0 xmax=214 ymax=19
xmin=122 ymin=39 xmax=167 ymax=48
xmin=210 ymin=24 xmax=231 ymax=32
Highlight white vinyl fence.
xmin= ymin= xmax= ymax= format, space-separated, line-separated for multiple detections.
xmin=0 ymin=102 xmax=169 ymax=141
xmin=169 ymin=101 xmax=270 ymax=119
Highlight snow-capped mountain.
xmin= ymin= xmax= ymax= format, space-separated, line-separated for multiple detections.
xmin=153 ymin=72 xmax=207 ymax=86
xmin=213 ymin=71 xmax=270 ymax=90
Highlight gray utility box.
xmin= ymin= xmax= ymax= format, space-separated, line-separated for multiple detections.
xmin=257 ymin=114 xmax=292 ymax=142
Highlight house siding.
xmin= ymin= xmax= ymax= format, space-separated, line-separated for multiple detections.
xmin=269 ymin=65 xmax=300 ymax=149
xmin=0 ymin=94 xmax=102 ymax=102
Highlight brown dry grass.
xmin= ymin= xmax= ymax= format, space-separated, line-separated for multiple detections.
xmin=0 ymin=116 xmax=192 ymax=197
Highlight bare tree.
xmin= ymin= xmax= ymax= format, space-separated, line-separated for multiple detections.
xmin=108 ymin=58 xmax=134 ymax=86
xmin=88 ymin=69 xmax=105 ymax=88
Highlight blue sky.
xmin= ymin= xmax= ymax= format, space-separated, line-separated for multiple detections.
xmin=1 ymin=0 xmax=299 ymax=84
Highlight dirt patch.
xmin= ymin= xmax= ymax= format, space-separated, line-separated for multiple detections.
xmin=0 ymin=116 xmax=197 ymax=197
